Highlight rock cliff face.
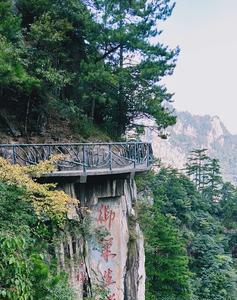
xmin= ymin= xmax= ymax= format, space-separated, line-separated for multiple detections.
xmin=141 ymin=111 xmax=237 ymax=183
xmin=57 ymin=176 xmax=145 ymax=300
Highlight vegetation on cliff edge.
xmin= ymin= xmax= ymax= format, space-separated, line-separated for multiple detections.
xmin=0 ymin=158 xmax=77 ymax=299
xmin=0 ymin=0 xmax=177 ymax=139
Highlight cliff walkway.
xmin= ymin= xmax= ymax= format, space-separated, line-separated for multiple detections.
xmin=0 ymin=142 xmax=153 ymax=177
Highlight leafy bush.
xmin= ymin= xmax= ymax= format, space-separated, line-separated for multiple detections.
xmin=0 ymin=159 xmax=76 ymax=299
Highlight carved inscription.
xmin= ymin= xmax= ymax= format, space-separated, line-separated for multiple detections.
xmin=98 ymin=204 xmax=115 ymax=230
xmin=101 ymin=237 xmax=117 ymax=262
xmin=107 ymin=293 xmax=116 ymax=300
xmin=97 ymin=203 xmax=118 ymax=299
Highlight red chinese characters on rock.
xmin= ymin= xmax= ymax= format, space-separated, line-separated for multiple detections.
xmin=97 ymin=204 xmax=117 ymax=297
xmin=98 ymin=204 xmax=115 ymax=230
xmin=101 ymin=237 xmax=116 ymax=262
xmin=103 ymin=268 xmax=115 ymax=286
xmin=107 ymin=293 xmax=116 ymax=300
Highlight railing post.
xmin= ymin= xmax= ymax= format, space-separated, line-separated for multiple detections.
xmin=109 ymin=144 xmax=112 ymax=171
xmin=83 ymin=145 xmax=87 ymax=173
xmin=48 ymin=145 xmax=51 ymax=159
xmin=12 ymin=146 xmax=16 ymax=164
xmin=147 ymin=143 xmax=150 ymax=167
xmin=134 ymin=143 xmax=136 ymax=169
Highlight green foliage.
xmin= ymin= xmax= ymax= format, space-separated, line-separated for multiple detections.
xmin=84 ymin=0 xmax=178 ymax=136
xmin=138 ymin=154 xmax=237 ymax=299
xmin=0 ymin=233 xmax=32 ymax=299
xmin=190 ymin=235 xmax=237 ymax=300
xmin=142 ymin=210 xmax=192 ymax=300
xmin=0 ymin=0 xmax=177 ymax=138
xmin=0 ymin=36 xmax=38 ymax=89
xmin=0 ymin=180 xmax=75 ymax=299
xmin=0 ymin=0 xmax=21 ymax=41
xmin=186 ymin=149 xmax=209 ymax=191
xmin=186 ymin=149 xmax=223 ymax=202
xmin=138 ymin=172 xmax=192 ymax=299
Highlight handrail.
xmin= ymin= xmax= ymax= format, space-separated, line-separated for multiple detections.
xmin=0 ymin=142 xmax=153 ymax=175
xmin=0 ymin=142 xmax=148 ymax=147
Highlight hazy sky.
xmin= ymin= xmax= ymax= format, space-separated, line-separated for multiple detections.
xmin=159 ymin=0 xmax=237 ymax=133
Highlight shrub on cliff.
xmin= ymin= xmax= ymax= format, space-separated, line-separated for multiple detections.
xmin=0 ymin=158 xmax=76 ymax=299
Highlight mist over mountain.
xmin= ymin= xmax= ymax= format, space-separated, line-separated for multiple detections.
xmin=143 ymin=111 xmax=237 ymax=184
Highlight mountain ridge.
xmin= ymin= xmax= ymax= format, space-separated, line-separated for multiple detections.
xmin=142 ymin=110 xmax=237 ymax=184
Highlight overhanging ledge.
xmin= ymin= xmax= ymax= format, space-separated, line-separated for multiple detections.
xmin=44 ymin=165 xmax=151 ymax=178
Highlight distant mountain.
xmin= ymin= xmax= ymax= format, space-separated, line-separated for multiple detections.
xmin=142 ymin=111 xmax=237 ymax=184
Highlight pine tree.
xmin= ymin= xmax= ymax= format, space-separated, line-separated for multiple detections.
xmin=1 ymin=0 xmax=178 ymax=137
xmin=83 ymin=0 xmax=178 ymax=136
xmin=140 ymin=198 xmax=192 ymax=300
xmin=138 ymin=167 xmax=237 ymax=300
xmin=204 ymin=158 xmax=223 ymax=202
xmin=186 ymin=149 xmax=209 ymax=191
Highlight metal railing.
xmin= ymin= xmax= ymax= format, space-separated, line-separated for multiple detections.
xmin=0 ymin=142 xmax=153 ymax=174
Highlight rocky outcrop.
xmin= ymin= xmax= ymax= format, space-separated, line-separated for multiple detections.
xmin=135 ymin=111 xmax=237 ymax=183
xmin=57 ymin=175 xmax=145 ymax=299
